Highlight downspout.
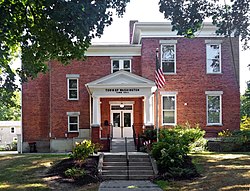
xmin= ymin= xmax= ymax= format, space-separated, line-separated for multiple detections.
xmin=49 ymin=62 xmax=52 ymax=139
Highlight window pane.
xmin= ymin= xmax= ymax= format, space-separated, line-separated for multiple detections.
xmin=162 ymin=45 xmax=175 ymax=61
xmin=69 ymin=79 xmax=77 ymax=88
xmin=207 ymin=59 xmax=220 ymax=73
xmin=69 ymin=90 xmax=77 ymax=98
xmin=162 ymin=62 xmax=175 ymax=73
xmin=207 ymin=44 xmax=220 ymax=73
xmin=113 ymin=61 xmax=119 ymax=69
xmin=70 ymin=124 xmax=78 ymax=131
xmin=124 ymin=113 xmax=131 ymax=127
xmin=123 ymin=60 xmax=130 ymax=69
xmin=208 ymin=96 xmax=220 ymax=123
xmin=163 ymin=96 xmax=175 ymax=110
xmin=163 ymin=111 xmax=175 ymax=123
xmin=113 ymin=113 xmax=120 ymax=127
xmin=69 ymin=116 xmax=78 ymax=123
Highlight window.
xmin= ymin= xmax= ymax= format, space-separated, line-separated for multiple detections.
xmin=161 ymin=44 xmax=176 ymax=73
xmin=206 ymin=91 xmax=222 ymax=125
xmin=206 ymin=44 xmax=221 ymax=73
xmin=111 ymin=59 xmax=131 ymax=73
xmin=10 ymin=127 xmax=15 ymax=134
xmin=67 ymin=112 xmax=80 ymax=132
xmin=66 ymin=74 xmax=79 ymax=100
xmin=162 ymin=95 xmax=176 ymax=125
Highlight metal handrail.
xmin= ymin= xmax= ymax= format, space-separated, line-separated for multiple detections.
xmin=125 ymin=137 xmax=129 ymax=180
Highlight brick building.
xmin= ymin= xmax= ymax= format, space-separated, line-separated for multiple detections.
xmin=22 ymin=21 xmax=240 ymax=152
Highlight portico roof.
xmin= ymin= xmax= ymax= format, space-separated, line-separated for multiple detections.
xmin=85 ymin=70 xmax=156 ymax=96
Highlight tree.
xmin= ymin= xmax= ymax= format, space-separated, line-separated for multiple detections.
xmin=0 ymin=91 xmax=21 ymax=121
xmin=241 ymin=81 xmax=250 ymax=118
xmin=159 ymin=0 xmax=250 ymax=49
xmin=0 ymin=0 xmax=130 ymax=106
xmin=1 ymin=0 xmax=249 ymax=107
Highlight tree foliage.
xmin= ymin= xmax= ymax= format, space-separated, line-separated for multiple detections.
xmin=0 ymin=0 xmax=129 ymax=106
xmin=241 ymin=81 xmax=250 ymax=118
xmin=159 ymin=0 xmax=250 ymax=48
xmin=0 ymin=91 xmax=21 ymax=121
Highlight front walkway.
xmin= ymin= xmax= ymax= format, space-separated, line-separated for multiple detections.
xmin=98 ymin=180 xmax=163 ymax=191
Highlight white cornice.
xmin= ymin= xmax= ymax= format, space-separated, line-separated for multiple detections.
xmin=132 ymin=22 xmax=222 ymax=44
xmin=86 ymin=44 xmax=141 ymax=56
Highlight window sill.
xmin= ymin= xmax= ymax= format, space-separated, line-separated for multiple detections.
xmin=67 ymin=131 xmax=79 ymax=133
xmin=206 ymin=124 xmax=223 ymax=127
xmin=206 ymin=72 xmax=222 ymax=75
xmin=162 ymin=123 xmax=176 ymax=126
xmin=67 ymin=99 xmax=79 ymax=101
xmin=163 ymin=73 xmax=176 ymax=75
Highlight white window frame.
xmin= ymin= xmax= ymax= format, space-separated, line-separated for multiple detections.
xmin=67 ymin=112 xmax=80 ymax=132
xmin=161 ymin=92 xmax=177 ymax=126
xmin=111 ymin=58 xmax=132 ymax=73
xmin=10 ymin=127 xmax=15 ymax=134
xmin=160 ymin=42 xmax=177 ymax=74
xmin=66 ymin=74 xmax=80 ymax=100
xmin=206 ymin=42 xmax=222 ymax=74
xmin=206 ymin=91 xmax=223 ymax=126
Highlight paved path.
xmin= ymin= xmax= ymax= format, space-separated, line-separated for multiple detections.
xmin=98 ymin=180 xmax=163 ymax=191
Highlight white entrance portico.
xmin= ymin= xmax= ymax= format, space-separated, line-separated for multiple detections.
xmin=85 ymin=70 xmax=156 ymax=137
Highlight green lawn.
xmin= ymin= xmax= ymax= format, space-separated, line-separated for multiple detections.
xmin=0 ymin=154 xmax=67 ymax=191
xmin=157 ymin=152 xmax=250 ymax=191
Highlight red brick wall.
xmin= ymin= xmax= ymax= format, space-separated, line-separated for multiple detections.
xmin=22 ymin=36 xmax=240 ymax=142
xmin=143 ymin=37 xmax=240 ymax=136
xmin=22 ymin=73 xmax=50 ymax=141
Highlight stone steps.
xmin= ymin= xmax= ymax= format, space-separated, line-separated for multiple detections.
xmin=101 ymin=153 xmax=154 ymax=180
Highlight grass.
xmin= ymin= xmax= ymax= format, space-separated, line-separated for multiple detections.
xmin=0 ymin=154 xmax=67 ymax=191
xmin=156 ymin=152 xmax=250 ymax=191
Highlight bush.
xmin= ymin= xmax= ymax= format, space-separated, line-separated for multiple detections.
xmin=64 ymin=167 xmax=86 ymax=179
xmin=70 ymin=140 xmax=100 ymax=161
xmin=151 ymin=124 xmax=206 ymax=175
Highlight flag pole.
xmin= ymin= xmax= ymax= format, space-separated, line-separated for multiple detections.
xmin=156 ymin=48 xmax=159 ymax=142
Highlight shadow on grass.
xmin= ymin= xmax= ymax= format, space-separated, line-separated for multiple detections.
xmin=0 ymin=154 xmax=67 ymax=191
xmin=167 ymin=153 xmax=250 ymax=191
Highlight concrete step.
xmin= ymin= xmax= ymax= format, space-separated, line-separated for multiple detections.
xmin=102 ymin=170 xmax=154 ymax=175
xmin=102 ymin=174 xmax=154 ymax=180
xmin=102 ymin=166 xmax=153 ymax=170
xmin=103 ymin=157 xmax=150 ymax=162
xmin=103 ymin=162 xmax=151 ymax=167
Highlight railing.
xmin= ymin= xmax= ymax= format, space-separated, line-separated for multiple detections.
xmin=125 ymin=137 xmax=129 ymax=180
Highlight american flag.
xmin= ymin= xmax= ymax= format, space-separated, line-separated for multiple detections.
xmin=155 ymin=50 xmax=166 ymax=89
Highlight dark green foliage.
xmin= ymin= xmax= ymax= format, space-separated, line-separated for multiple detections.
xmin=159 ymin=0 xmax=250 ymax=49
xmin=64 ymin=167 xmax=86 ymax=179
xmin=0 ymin=0 xmax=130 ymax=106
xmin=151 ymin=125 xmax=206 ymax=176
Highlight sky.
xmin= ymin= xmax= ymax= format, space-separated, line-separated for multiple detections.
xmin=92 ymin=0 xmax=250 ymax=94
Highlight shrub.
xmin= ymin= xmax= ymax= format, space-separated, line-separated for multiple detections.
xmin=151 ymin=124 xmax=206 ymax=175
xmin=241 ymin=116 xmax=250 ymax=130
xmin=70 ymin=140 xmax=100 ymax=161
xmin=64 ymin=167 xmax=86 ymax=179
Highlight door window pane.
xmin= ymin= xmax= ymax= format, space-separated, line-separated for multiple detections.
xmin=124 ymin=113 xmax=131 ymax=127
xmin=113 ymin=113 xmax=120 ymax=127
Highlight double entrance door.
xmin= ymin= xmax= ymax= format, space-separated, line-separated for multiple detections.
xmin=111 ymin=105 xmax=133 ymax=138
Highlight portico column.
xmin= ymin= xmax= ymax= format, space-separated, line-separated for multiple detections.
xmin=92 ymin=96 xmax=101 ymax=125
xmin=144 ymin=94 xmax=153 ymax=126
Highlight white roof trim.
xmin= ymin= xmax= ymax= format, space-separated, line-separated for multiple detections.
xmin=0 ymin=121 xmax=21 ymax=127
xmin=86 ymin=44 xmax=141 ymax=56
xmin=132 ymin=22 xmax=222 ymax=44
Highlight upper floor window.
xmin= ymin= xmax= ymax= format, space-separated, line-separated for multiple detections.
xmin=206 ymin=91 xmax=223 ymax=125
xmin=206 ymin=44 xmax=221 ymax=73
xmin=162 ymin=93 xmax=177 ymax=125
xmin=112 ymin=59 xmax=131 ymax=73
xmin=161 ymin=44 xmax=176 ymax=74
xmin=66 ymin=74 xmax=80 ymax=100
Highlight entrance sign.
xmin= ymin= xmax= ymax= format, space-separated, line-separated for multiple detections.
xmin=105 ymin=88 xmax=140 ymax=94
